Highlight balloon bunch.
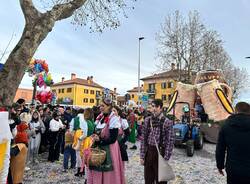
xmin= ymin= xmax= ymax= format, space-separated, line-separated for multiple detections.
xmin=27 ymin=59 xmax=49 ymax=76
xmin=27 ymin=58 xmax=56 ymax=104
xmin=35 ymin=90 xmax=57 ymax=105
xmin=33 ymin=72 xmax=53 ymax=88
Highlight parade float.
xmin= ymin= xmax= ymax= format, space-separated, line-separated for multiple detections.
xmin=167 ymin=70 xmax=234 ymax=143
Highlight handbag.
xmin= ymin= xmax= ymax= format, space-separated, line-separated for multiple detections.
xmin=150 ymin=120 xmax=175 ymax=182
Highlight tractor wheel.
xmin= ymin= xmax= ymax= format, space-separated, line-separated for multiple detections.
xmin=186 ymin=140 xmax=194 ymax=157
xmin=195 ymin=133 xmax=204 ymax=150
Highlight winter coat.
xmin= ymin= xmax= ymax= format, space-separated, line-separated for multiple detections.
xmin=216 ymin=113 xmax=250 ymax=177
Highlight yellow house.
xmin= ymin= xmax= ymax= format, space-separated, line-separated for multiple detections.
xmin=127 ymin=86 xmax=143 ymax=105
xmin=51 ymin=74 xmax=104 ymax=108
xmin=141 ymin=66 xmax=196 ymax=107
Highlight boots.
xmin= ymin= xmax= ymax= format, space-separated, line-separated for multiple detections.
xmin=75 ymin=167 xmax=85 ymax=177
xmin=74 ymin=168 xmax=81 ymax=177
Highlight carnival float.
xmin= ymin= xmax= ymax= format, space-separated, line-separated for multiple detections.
xmin=168 ymin=70 xmax=234 ymax=143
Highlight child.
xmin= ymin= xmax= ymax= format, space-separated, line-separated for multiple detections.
xmin=63 ymin=129 xmax=76 ymax=172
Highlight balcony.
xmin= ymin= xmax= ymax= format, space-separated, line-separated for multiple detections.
xmin=147 ymin=89 xmax=156 ymax=94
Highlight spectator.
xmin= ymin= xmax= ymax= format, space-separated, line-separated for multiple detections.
xmin=140 ymin=99 xmax=174 ymax=184
xmin=216 ymin=102 xmax=250 ymax=184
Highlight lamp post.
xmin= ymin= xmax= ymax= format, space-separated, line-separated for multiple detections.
xmin=138 ymin=37 xmax=145 ymax=106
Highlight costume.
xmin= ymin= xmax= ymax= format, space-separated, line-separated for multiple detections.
xmin=87 ymin=112 xmax=125 ymax=184
xmin=10 ymin=121 xmax=29 ymax=183
xmin=140 ymin=113 xmax=174 ymax=184
xmin=118 ymin=118 xmax=129 ymax=161
xmin=28 ymin=119 xmax=45 ymax=163
xmin=0 ymin=111 xmax=12 ymax=183
xmin=128 ymin=111 xmax=136 ymax=144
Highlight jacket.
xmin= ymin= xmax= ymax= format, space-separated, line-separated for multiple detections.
xmin=216 ymin=113 xmax=250 ymax=177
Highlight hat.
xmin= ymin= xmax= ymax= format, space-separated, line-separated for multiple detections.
xmin=16 ymin=98 xmax=25 ymax=105
xmin=103 ymin=98 xmax=112 ymax=106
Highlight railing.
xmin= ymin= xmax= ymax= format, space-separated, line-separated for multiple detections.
xmin=147 ymin=89 xmax=156 ymax=94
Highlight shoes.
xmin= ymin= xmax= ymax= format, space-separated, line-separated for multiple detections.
xmin=75 ymin=168 xmax=84 ymax=177
xmin=130 ymin=145 xmax=137 ymax=150
xmin=62 ymin=169 xmax=68 ymax=173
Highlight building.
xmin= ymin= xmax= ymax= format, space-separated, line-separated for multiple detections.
xmin=127 ymin=86 xmax=144 ymax=105
xmin=14 ymin=88 xmax=33 ymax=104
xmin=141 ymin=64 xmax=196 ymax=107
xmin=117 ymin=96 xmax=126 ymax=106
xmin=51 ymin=73 xmax=118 ymax=108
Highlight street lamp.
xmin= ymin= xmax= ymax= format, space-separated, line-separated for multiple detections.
xmin=138 ymin=37 xmax=145 ymax=106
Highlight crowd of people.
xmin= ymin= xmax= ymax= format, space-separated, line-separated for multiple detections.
xmin=6 ymin=98 xmax=165 ymax=184
xmin=6 ymin=97 xmax=250 ymax=184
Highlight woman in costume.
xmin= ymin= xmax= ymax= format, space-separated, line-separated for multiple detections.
xmin=87 ymin=98 xmax=125 ymax=184
xmin=113 ymin=106 xmax=130 ymax=162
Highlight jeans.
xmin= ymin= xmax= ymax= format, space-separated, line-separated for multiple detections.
xmin=63 ymin=145 xmax=76 ymax=169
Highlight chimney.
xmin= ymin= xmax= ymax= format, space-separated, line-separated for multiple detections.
xmin=90 ymin=76 xmax=93 ymax=83
xmin=87 ymin=76 xmax=91 ymax=84
xmin=114 ymin=88 xmax=117 ymax=94
xmin=171 ymin=63 xmax=176 ymax=70
xmin=62 ymin=77 xmax=65 ymax=83
xmin=71 ymin=73 xmax=76 ymax=80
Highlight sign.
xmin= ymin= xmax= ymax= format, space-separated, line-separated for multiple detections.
xmin=141 ymin=93 xmax=149 ymax=109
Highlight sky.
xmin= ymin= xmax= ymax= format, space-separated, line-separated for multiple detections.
xmin=0 ymin=0 xmax=250 ymax=102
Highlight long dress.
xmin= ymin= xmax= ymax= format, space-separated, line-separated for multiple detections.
xmin=87 ymin=112 xmax=125 ymax=184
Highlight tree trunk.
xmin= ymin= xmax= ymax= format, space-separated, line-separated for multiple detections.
xmin=0 ymin=14 xmax=55 ymax=107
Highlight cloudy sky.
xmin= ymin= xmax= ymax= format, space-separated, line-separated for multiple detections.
xmin=0 ymin=0 xmax=250 ymax=102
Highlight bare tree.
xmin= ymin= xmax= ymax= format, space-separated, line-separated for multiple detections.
xmin=0 ymin=0 xmax=136 ymax=107
xmin=156 ymin=10 xmax=187 ymax=81
xmin=156 ymin=10 xmax=249 ymax=100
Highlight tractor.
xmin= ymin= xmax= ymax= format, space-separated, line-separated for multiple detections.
xmin=173 ymin=102 xmax=204 ymax=157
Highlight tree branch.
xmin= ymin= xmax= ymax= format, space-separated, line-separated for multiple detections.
xmin=49 ymin=0 xmax=88 ymax=21
xmin=19 ymin=0 xmax=41 ymax=23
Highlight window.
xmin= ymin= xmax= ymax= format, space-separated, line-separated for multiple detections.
xmin=162 ymin=95 xmax=167 ymax=101
xmin=90 ymin=99 xmax=95 ymax=103
xmin=84 ymin=89 xmax=89 ymax=94
xmin=168 ymin=82 xmax=174 ymax=88
xmin=52 ymin=90 xmax=56 ymax=93
xmin=168 ymin=94 xmax=172 ymax=101
xmin=149 ymin=83 xmax=155 ymax=90
xmin=90 ymin=90 xmax=95 ymax=94
xmin=58 ymin=89 xmax=61 ymax=93
xmin=131 ymin=94 xmax=134 ymax=98
xmin=67 ymin=88 xmax=72 ymax=93
xmin=61 ymin=89 xmax=64 ymax=93
xmin=161 ymin=82 xmax=166 ymax=89
xmin=83 ymin=98 xmax=88 ymax=103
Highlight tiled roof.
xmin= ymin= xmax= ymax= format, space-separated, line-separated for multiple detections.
xmin=117 ymin=96 xmax=125 ymax=101
xmin=52 ymin=78 xmax=103 ymax=89
xmin=127 ymin=87 xmax=143 ymax=93
xmin=141 ymin=69 xmax=196 ymax=81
